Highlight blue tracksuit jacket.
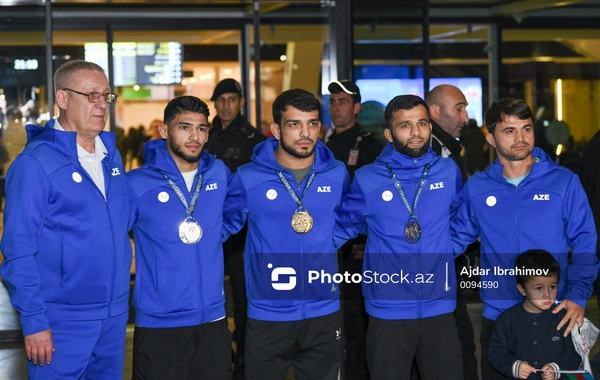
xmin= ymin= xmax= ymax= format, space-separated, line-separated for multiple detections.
xmin=223 ymin=137 xmax=350 ymax=322
xmin=335 ymin=143 xmax=462 ymax=319
xmin=0 ymin=119 xmax=138 ymax=336
xmin=451 ymin=147 xmax=599 ymax=321
xmin=127 ymin=140 xmax=230 ymax=327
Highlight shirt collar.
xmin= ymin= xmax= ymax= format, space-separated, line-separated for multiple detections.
xmin=53 ymin=119 xmax=108 ymax=161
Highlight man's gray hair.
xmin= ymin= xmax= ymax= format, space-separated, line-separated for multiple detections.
xmin=53 ymin=60 xmax=106 ymax=94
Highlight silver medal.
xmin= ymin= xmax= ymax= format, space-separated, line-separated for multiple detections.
xmin=179 ymin=219 xmax=202 ymax=244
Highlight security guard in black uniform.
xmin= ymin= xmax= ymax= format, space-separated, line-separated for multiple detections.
xmin=327 ymin=80 xmax=383 ymax=380
xmin=205 ymin=78 xmax=266 ymax=379
xmin=206 ymin=79 xmax=266 ymax=173
xmin=327 ymin=80 xmax=383 ymax=179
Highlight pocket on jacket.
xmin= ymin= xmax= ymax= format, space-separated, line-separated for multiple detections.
xmin=155 ymin=250 xmax=201 ymax=312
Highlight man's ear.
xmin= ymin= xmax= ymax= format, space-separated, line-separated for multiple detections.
xmin=158 ymin=123 xmax=169 ymax=139
xmin=486 ymin=132 xmax=496 ymax=148
xmin=429 ymin=104 xmax=440 ymax=120
xmin=353 ymin=102 xmax=361 ymax=116
xmin=384 ymin=128 xmax=393 ymax=144
xmin=270 ymin=123 xmax=280 ymax=140
xmin=55 ymin=90 xmax=68 ymax=110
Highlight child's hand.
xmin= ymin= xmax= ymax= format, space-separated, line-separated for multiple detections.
xmin=540 ymin=364 xmax=557 ymax=380
xmin=518 ymin=361 xmax=536 ymax=379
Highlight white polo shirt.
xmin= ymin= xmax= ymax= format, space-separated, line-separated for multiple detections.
xmin=53 ymin=120 xmax=107 ymax=199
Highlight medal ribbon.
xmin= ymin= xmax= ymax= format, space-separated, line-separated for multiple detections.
xmin=385 ymin=163 xmax=430 ymax=220
xmin=277 ymin=169 xmax=316 ymax=210
xmin=159 ymin=170 xmax=203 ymax=219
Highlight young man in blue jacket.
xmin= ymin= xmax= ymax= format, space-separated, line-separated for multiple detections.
xmin=0 ymin=60 xmax=138 ymax=379
xmin=223 ymin=89 xmax=350 ymax=380
xmin=127 ymin=96 xmax=232 ymax=379
xmin=335 ymin=95 xmax=464 ymax=380
xmin=451 ymin=98 xmax=599 ymax=380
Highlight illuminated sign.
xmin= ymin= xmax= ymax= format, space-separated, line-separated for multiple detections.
xmin=84 ymin=42 xmax=183 ymax=86
xmin=14 ymin=59 xmax=39 ymax=71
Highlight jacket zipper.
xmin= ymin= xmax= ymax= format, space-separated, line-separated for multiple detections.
xmin=514 ymin=184 xmax=520 ymax=253
xmin=414 ymin=158 xmax=422 ymax=319
xmin=297 ymin=174 xmax=306 ymax=319
xmin=101 ymin=159 xmax=117 ymax=317
xmin=193 ymin=175 xmax=204 ymax=322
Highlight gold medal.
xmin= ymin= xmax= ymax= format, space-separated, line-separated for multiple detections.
xmin=291 ymin=210 xmax=313 ymax=234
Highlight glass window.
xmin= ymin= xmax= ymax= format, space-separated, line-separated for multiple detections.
xmin=502 ymin=28 xmax=600 ymax=167
xmin=0 ymin=8 xmax=47 ymax=174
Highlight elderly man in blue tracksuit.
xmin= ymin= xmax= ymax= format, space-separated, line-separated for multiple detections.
xmin=223 ymin=89 xmax=350 ymax=380
xmin=0 ymin=60 xmax=138 ymax=379
xmin=335 ymin=95 xmax=464 ymax=380
xmin=451 ymin=98 xmax=599 ymax=380
xmin=127 ymin=96 xmax=232 ymax=379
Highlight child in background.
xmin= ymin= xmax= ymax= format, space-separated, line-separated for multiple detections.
xmin=488 ymin=249 xmax=581 ymax=379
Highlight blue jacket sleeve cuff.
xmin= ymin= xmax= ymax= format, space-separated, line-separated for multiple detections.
xmin=20 ymin=313 xmax=51 ymax=336
xmin=564 ymin=292 xmax=587 ymax=309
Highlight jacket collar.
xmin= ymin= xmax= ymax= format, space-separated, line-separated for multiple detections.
xmin=211 ymin=113 xmax=246 ymax=132
xmin=328 ymin=123 xmax=362 ymax=140
xmin=251 ymin=137 xmax=337 ymax=173
xmin=375 ymin=142 xmax=437 ymax=168
xmin=142 ymin=138 xmax=215 ymax=176
xmin=431 ymin=119 xmax=462 ymax=155
xmin=485 ymin=147 xmax=555 ymax=184
xmin=26 ymin=118 xmax=116 ymax=160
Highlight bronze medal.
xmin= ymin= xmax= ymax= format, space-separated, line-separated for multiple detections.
xmin=404 ymin=218 xmax=421 ymax=244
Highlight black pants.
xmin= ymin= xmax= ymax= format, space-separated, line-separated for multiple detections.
xmin=456 ymin=287 xmax=479 ymax=380
xmin=225 ymin=250 xmax=247 ymax=347
xmin=132 ymin=319 xmax=232 ymax=380
xmin=367 ymin=313 xmax=463 ymax=380
xmin=342 ymin=257 xmax=369 ymax=380
xmin=480 ymin=317 xmax=505 ymax=380
xmin=245 ymin=312 xmax=342 ymax=380
xmin=409 ymin=300 xmax=478 ymax=380
xmin=224 ymin=227 xmax=248 ymax=348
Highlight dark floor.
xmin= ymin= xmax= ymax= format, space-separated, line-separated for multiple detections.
xmin=1 ymin=288 xmax=599 ymax=379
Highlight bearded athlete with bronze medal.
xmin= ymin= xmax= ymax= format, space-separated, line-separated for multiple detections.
xmin=332 ymin=95 xmax=464 ymax=380
xmin=385 ymin=163 xmax=430 ymax=244
xmin=159 ymin=170 xmax=203 ymax=244
xmin=277 ymin=169 xmax=316 ymax=234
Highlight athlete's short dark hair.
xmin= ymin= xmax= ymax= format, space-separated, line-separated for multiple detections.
xmin=164 ymin=96 xmax=210 ymax=125
xmin=384 ymin=95 xmax=429 ymax=130
xmin=272 ymin=89 xmax=321 ymax=127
